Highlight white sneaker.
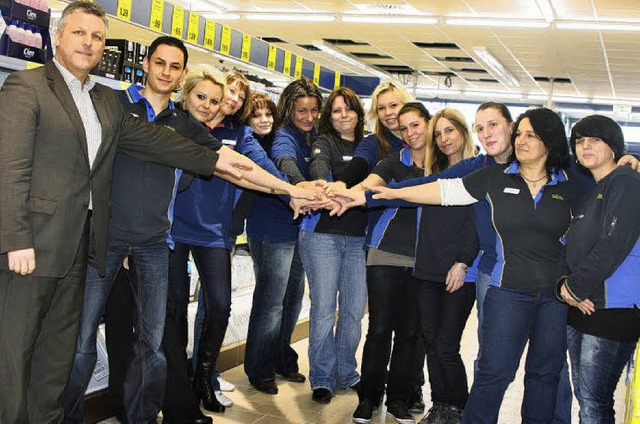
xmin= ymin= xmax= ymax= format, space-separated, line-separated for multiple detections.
xmin=218 ymin=376 xmax=235 ymax=392
xmin=215 ymin=390 xmax=233 ymax=407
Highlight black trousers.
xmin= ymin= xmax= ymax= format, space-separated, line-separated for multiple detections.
xmin=359 ymin=265 xmax=424 ymax=404
xmin=103 ymin=265 xmax=134 ymax=420
xmin=0 ymin=226 xmax=88 ymax=424
xmin=414 ymin=278 xmax=476 ymax=409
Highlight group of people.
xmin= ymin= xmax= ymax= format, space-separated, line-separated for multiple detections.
xmin=0 ymin=2 xmax=639 ymax=424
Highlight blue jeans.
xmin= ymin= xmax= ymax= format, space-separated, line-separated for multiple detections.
xmin=568 ymin=325 xmax=636 ymax=424
xmin=463 ymin=286 xmax=568 ymax=424
xmin=299 ymin=231 xmax=367 ymax=391
xmin=64 ymin=242 xmax=169 ymax=424
xmin=244 ymin=237 xmax=305 ymax=383
xmin=473 ymin=270 xmax=491 ymax=375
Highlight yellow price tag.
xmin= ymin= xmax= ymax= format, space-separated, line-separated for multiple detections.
xmin=220 ymin=25 xmax=232 ymax=55
xmin=313 ymin=64 xmax=320 ymax=85
xmin=294 ymin=56 xmax=303 ymax=79
xmin=204 ymin=20 xmax=216 ymax=50
xmin=283 ymin=51 xmax=292 ymax=76
xmin=267 ymin=45 xmax=277 ymax=71
xmin=334 ymin=71 xmax=341 ymax=90
xmin=241 ymin=34 xmax=251 ymax=62
xmin=25 ymin=61 xmax=43 ymax=69
xmin=187 ymin=13 xmax=200 ymax=44
xmin=149 ymin=0 xmax=164 ymax=31
xmin=171 ymin=6 xmax=185 ymax=38
xmin=116 ymin=0 xmax=132 ymax=21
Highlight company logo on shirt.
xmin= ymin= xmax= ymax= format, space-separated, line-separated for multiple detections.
xmin=313 ymin=148 xmax=322 ymax=155
xmin=163 ymin=125 xmax=176 ymax=132
xmin=552 ymin=194 xmax=564 ymax=201
xmin=597 ymin=193 xmax=604 ymax=200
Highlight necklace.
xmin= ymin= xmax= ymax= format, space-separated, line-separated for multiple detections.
xmin=519 ymin=171 xmax=547 ymax=187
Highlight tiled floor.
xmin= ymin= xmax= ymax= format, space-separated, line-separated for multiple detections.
xmin=100 ymin=307 xmax=628 ymax=423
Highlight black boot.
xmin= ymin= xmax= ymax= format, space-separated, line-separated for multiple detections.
xmin=193 ymin=361 xmax=225 ymax=413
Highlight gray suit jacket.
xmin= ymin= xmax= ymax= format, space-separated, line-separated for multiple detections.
xmin=0 ymin=61 xmax=219 ymax=278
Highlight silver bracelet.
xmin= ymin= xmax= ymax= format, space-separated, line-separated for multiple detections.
xmin=455 ymin=262 xmax=468 ymax=272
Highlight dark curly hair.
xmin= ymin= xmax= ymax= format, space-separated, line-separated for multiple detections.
xmin=276 ymin=77 xmax=323 ymax=131
xmin=317 ymin=87 xmax=365 ymax=146
xmin=511 ymin=107 xmax=570 ymax=173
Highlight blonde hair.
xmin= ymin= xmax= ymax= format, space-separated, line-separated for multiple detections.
xmin=176 ymin=66 xmax=225 ymax=105
xmin=367 ymin=81 xmax=412 ymax=159
xmin=425 ymin=109 xmax=475 ymax=175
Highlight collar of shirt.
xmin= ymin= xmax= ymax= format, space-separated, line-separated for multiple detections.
xmin=505 ymin=161 xmax=569 ymax=185
xmin=400 ymin=146 xmax=414 ymax=167
xmin=126 ymin=84 xmax=175 ymax=122
xmin=53 ymin=58 xmax=96 ymax=92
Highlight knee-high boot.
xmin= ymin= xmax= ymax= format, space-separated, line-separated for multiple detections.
xmin=193 ymin=320 xmax=228 ymax=413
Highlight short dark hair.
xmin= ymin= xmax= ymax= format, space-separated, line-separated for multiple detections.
xmin=59 ymin=1 xmax=108 ymax=32
xmin=512 ymin=107 xmax=571 ymax=172
xmin=570 ymin=115 xmax=625 ymax=174
xmin=147 ymin=36 xmax=189 ymax=68
xmin=277 ymin=77 xmax=323 ymax=131
xmin=318 ymin=87 xmax=365 ymax=144
xmin=477 ymin=102 xmax=513 ymax=123
xmin=242 ymin=92 xmax=278 ymax=153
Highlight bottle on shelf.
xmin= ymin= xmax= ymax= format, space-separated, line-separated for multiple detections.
xmin=6 ymin=20 xmax=19 ymax=41
xmin=25 ymin=24 xmax=35 ymax=47
xmin=33 ymin=27 xmax=42 ymax=49
xmin=15 ymin=21 xmax=27 ymax=45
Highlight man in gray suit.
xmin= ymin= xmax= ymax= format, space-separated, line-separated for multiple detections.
xmin=0 ymin=3 xmax=252 ymax=423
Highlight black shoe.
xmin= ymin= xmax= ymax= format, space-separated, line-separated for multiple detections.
xmin=386 ymin=400 xmax=416 ymax=424
xmin=252 ymin=379 xmax=278 ymax=395
xmin=193 ymin=363 xmax=225 ymax=413
xmin=162 ymin=417 xmax=213 ymax=424
xmin=311 ymin=388 xmax=333 ymax=404
xmin=406 ymin=388 xmax=425 ymax=414
xmin=419 ymin=403 xmax=447 ymax=424
xmin=442 ymin=405 xmax=463 ymax=424
xmin=277 ymin=371 xmax=306 ymax=383
xmin=353 ymin=399 xmax=375 ymax=424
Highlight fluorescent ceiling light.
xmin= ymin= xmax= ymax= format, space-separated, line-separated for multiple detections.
xmin=528 ymin=94 xmax=588 ymax=102
xmin=313 ymin=40 xmax=389 ymax=80
xmin=464 ymin=90 xmax=523 ymax=100
xmin=314 ymin=41 xmax=367 ymax=70
xmin=416 ymin=87 xmax=462 ymax=96
xmin=556 ymin=22 xmax=640 ymax=31
xmin=592 ymin=97 xmax=637 ymax=105
xmin=473 ymin=47 xmax=519 ymax=87
xmin=200 ymin=13 xmax=240 ymax=20
xmin=245 ymin=13 xmax=336 ymax=22
xmin=534 ymin=0 xmax=555 ymax=23
xmin=446 ymin=18 xmax=549 ymax=28
xmin=342 ymin=15 xmax=438 ymax=25
xmin=349 ymin=4 xmax=422 ymax=15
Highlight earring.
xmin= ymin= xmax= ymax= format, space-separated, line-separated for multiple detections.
xmin=612 ymin=151 xmax=616 ymax=161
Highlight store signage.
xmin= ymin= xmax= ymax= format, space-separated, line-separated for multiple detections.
xmin=241 ymin=33 xmax=251 ymax=62
xmin=203 ymin=19 xmax=215 ymax=50
xmin=220 ymin=25 xmax=231 ymax=55
xmin=116 ymin=0 xmax=131 ymax=21
xmin=187 ymin=12 xmax=199 ymax=44
xmin=267 ymin=45 xmax=277 ymax=70
xmin=171 ymin=6 xmax=184 ymax=38
xmin=149 ymin=0 xmax=163 ymax=32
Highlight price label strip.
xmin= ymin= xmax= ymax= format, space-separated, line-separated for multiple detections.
xmin=187 ymin=12 xmax=199 ymax=44
xmin=294 ymin=56 xmax=303 ymax=79
xmin=171 ymin=6 xmax=185 ymax=38
xmin=116 ymin=0 xmax=132 ymax=21
xmin=204 ymin=20 xmax=215 ymax=50
xmin=283 ymin=51 xmax=292 ymax=76
xmin=334 ymin=71 xmax=341 ymax=90
xmin=149 ymin=0 xmax=164 ymax=31
xmin=267 ymin=45 xmax=277 ymax=71
xmin=241 ymin=33 xmax=251 ymax=62
xmin=220 ymin=25 xmax=232 ymax=55
xmin=313 ymin=63 xmax=320 ymax=85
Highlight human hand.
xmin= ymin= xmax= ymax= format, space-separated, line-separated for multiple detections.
xmin=288 ymin=185 xmax=322 ymax=201
xmin=445 ymin=263 xmax=466 ymax=293
xmin=319 ymin=180 xmax=347 ymax=197
xmin=327 ymin=188 xmax=366 ymax=216
xmin=560 ymin=284 xmax=596 ymax=315
xmin=8 ymin=248 xmax=36 ymax=275
xmin=215 ymin=147 xmax=253 ymax=179
xmin=289 ymin=197 xmax=332 ymax=219
xmin=370 ymin=185 xmax=399 ymax=200
xmin=618 ymin=154 xmax=640 ymax=172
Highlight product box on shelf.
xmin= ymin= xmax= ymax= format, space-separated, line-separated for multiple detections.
xmin=93 ymin=47 xmax=122 ymax=80
xmin=0 ymin=0 xmax=50 ymax=29
xmin=0 ymin=33 xmax=46 ymax=63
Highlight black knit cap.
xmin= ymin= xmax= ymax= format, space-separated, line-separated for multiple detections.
xmin=399 ymin=102 xmax=432 ymax=120
xmin=570 ymin=114 xmax=625 ymax=162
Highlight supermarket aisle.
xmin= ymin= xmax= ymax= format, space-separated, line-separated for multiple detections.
xmin=101 ymin=306 xmax=628 ymax=423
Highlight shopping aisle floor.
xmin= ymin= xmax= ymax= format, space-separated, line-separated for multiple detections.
xmin=101 ymin=306 xmax=627 ymax=423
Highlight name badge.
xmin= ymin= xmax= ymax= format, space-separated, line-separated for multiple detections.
xmin=342 ymin=155 xmax=353 ymax=161
xmin=221 ymin=139 xmax=237 ymax=147
xmin=503 ymin=187 xmax=520 ymax=195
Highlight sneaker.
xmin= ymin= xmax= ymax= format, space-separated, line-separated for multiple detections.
xmin=406 ymin=388 xmax=425 ymax=414
xmin=386 ymin=400 xmax=416 ymax=424
xmin=443 ymin=405 xmax=462 ymax=424
xmin=215 ymin=390 xmax=233 ymax=407
xmin=419 ymin=403 xmax=447 ymax=424
xmin=217 ymin=376 xmax=235 ymax=392
xmin=353 ymin=399 xmax=375 ymax=424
